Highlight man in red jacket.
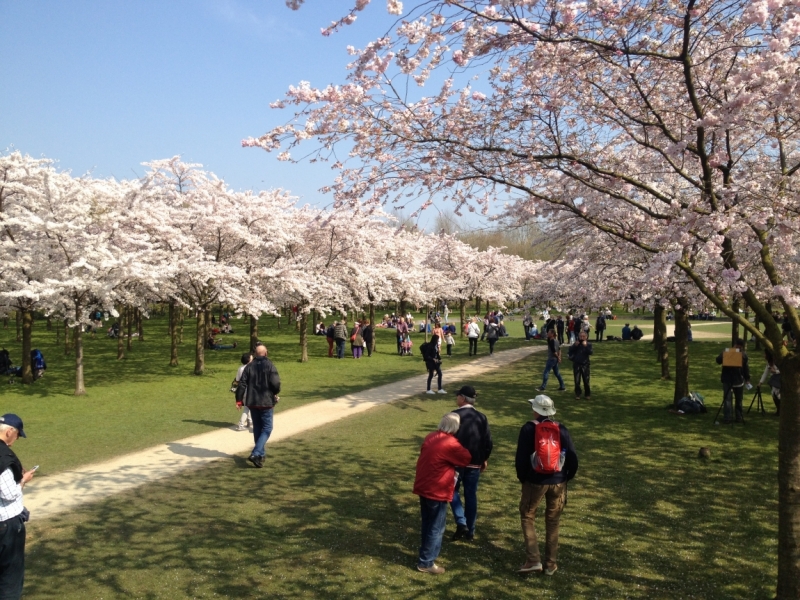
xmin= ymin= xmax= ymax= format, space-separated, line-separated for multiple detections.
xmin=412 ymin=413 xmax=471 ymax=574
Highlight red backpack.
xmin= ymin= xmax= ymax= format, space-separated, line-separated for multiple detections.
xmin=532 ymin=419 xmax=564 ymax=474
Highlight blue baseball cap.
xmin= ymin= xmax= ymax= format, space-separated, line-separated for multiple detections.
xmin=0 ymin=414 xmax=26 ymax=438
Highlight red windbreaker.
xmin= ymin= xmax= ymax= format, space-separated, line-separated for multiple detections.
xmin=413 ymin=431 xmax=472 ymax=502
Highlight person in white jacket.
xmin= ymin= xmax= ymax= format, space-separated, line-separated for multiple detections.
xmin=467 ymin=317 xmax=481 ymax=356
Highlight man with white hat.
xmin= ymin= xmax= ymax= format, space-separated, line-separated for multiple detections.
xmin=0 ymin=414 xmax=34 ymax=600
xmin=514 ymin=395 xmax=578 ymax=576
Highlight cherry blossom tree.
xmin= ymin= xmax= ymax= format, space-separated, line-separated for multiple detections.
xmin=265 ymin=1 xmax=800 ymax=592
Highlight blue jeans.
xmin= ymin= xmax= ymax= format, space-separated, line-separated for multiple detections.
xmin=450 ymin=467 xmax=481 ymax=534
xmin=336 ymin=339 xmax=346 ymax=359
xmin=418 ymin=497 xmax=448 ymax=568
xmin=541 ymin=358 xmax=565 ymax=389
xmin=251 ymin=407 xmax=274 ymax=458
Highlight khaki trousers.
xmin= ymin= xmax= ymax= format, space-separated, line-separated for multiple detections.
xmin=519 ymin=481 xmax=566 ymax=568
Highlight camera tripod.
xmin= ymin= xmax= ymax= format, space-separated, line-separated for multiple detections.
xmin=747 ymin=385 xmax=767 ymax=416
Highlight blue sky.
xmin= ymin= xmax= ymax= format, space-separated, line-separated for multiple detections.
xmin=0 ymin=1 xmax=407 ymax=210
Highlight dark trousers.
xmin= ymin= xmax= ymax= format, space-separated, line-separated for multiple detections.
xmin=0 ymin=515 xmax=25 ymax=600
xmin=488 ymin=338 xmax=497 ymax=354
xmin=446 ymin=344 xmax=452 ymax=356
xmin=573 ymin=363 xmax=591 ymax=397
xmin=469 ymin=338 xmax=478 ymax=355
xmin=427 ymin=366 xmax=443 ymax=391
xmin=723 ymin=384 xmax=744 ymax=421
xmin=326 ymin=337 xmax=334 ymax=357
xmin=335 ymin=339 xmax=346 ymax=359
xmin=557 ymin=330 xmax=564 ymax=344
xmin=365 ymin=340 xmax=373 ymax=357
xmin=596 ymin=329 xmax=605 ymax=341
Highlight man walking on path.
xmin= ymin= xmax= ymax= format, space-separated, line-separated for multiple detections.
xmin=333 ymin=319 xmax=349 ymax=359
xmin=0 ymin=414 xmax=34 ymax=600
xmin=538 ymin=330 xmax=566 ymax=392
xmin=515 ymin=396 xmax=578 ymax=576
xmin=568 ymin=331 xmax=593 ymax=400
xmin=449 ymin=386 xmax=493 ymax=542
xmin=235 ymin=344 xmax=281 ymax=468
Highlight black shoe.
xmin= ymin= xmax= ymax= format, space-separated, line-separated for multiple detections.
xmin=248 ymin=454 xmax=263 ymax=468
xmin=453 ymin=524 xmax=469 ymax=540
xmin=465 ymin=532 xmax=475 ymax=542
xmin=557 ymin=387 xmax=566 ymax=392
xmin=537 ymin=386 xmax=546 ymax=391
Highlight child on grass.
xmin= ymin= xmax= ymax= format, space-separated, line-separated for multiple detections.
xmin=444 ymin=331 xmax=455 ymax=356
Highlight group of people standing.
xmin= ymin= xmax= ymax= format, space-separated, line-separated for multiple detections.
xmin=324 ymin=319 xmax=375 ymax=359
xmin=412 ymin=389 xmax=578 ymax=576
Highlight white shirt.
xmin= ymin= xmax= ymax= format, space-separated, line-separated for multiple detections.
xmin=0 ymin=468 xmax=24 ymax=521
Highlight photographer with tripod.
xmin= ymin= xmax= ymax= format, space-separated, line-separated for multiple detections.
xmin=715 ymin=338 xmax=751 ymax=424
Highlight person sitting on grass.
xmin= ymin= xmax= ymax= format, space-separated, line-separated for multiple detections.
xmin=207 ymin=335 xmax=237 ymax=350
xmin=621 ymin=323 xmax=632 ymax=340
xmin=630 ymin=325 xmax=644 ymax=341
xmin=412 ymin=412 xmax=472 ymax=575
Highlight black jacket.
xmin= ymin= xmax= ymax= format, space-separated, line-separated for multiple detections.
xmin=515 ymin=418 xmax=578 ymax=485
xmin=235 ymin=356 xmax=281 ymax=408
xmin=362 ymin=325 xmax=374 ymax=342
xmin=716 ymin=351 xmax=750 ymax=387
xmin=568 ymin=341 xmax=593 ymax=365
xmin=0 ymin=441 xmax=23 ymax=484
xmin=421 ymin=341 xmax=441 ymax=369
xmin=452 ymin=405 xmax=493 ymax=466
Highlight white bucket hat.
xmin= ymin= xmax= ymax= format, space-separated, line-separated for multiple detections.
xmin=528 ymin=395 xmax=556 ymax=416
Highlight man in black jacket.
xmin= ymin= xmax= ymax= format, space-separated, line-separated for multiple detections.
xmin=515 ymin=396 xmax=578 ymax=576
xmin=449 ymin=385 xmax=492 ymax=542
xmin=235 ymin=344 xmax=281 ymax=467
xmin=568 ymin=331 xmax=594 ymax=400
xmin=715 ymin=338 xmax=751 ymax=424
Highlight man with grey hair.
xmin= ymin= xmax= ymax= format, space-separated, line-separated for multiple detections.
xmin=235 ymin=343 xmax=281 ymax=468
xmin=413 ymin=413 xmax=472 ymax=574
xmin=450 ymin=385 xmax=493 ymax=542
xmin=0 ymin=414 xmax=34 ymax=600
xmin=515 ymin=396 xmax=578 ymax=576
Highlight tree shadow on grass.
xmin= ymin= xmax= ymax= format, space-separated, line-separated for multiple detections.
xmin=23 ymin=342 xmax=777 ymax=599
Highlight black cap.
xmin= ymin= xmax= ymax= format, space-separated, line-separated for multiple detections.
xmin=455 ymin=386 xmax=477 ymax=402
xmin=0 ymin=414 xmax=26 ymax=438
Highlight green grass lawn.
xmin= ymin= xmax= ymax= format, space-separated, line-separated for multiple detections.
xmin=22 ymin=339 xmax=778 ymax=599
xmin=0 ymin=312 xmax=529 ymax=474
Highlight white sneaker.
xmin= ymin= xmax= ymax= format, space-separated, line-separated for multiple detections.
xmin=437 ymin=389 xmax=447 ymax=394
xmin=426 ymin=390 xmax=436 ymax=395
xmin=236 ymin=425 xmax=246 ymax=431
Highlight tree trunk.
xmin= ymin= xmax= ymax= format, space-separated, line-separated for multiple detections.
xmin=20 ymin=308 xmax=33 ymax=385
xmin=249 ymin=314 xmax=259 ymax=352
xmin=56 ymin=318 xmax=60 ymax=345
xmin=312 ymin=310 xmax=318 ymax=335
xmin=194 ymin=310 xmax=206 ymax=375
xmin=731 ymin=297 xmax=740 ymax=345
xmin=369 ymin=303 xmax=376 ymax=355
xmin=137 ymin=307 xmax=144 ymax=342
xmin=460 ymin=299 xmax=466 ymax=339
xmin=299 ymin=311 xmax=308 ymax=362
xmin=204 ymin=309 xmax=212 ymax=343
xmin=754 ymin=314 xmax=762 ymax=351
xmin=126 ymin=306 xmax=133 ymax=351
xmin=46 ymin=316 xmax=52 ymax=331
xmin=776 ymin=352 xmax=800 ymax=599
xmin=2 ymin=316 xmax=7 ymax=329
xmin=15 ymin=310 xmax=21 ymax=342
xmin=475 ymin=297 xmax=481 ymax=314
xmin=64 ymin=319 xmax=70 ymax=356
xmin=116 ymin=306 xmax=125 ymax=360
xmin=74 ymin=303 xmax=86 ymax=396
xmin=672 ymin=301 xmax=690 ymax=405
xmin=169 ymin=300 xmax=179 ymax=367
xmin=178 ymin=308 xmax=184 ymax=344
xmin=653 ymin=304 xmax=670 ymax=379
xmin=399 ymin=299 xmax=408 ymax=319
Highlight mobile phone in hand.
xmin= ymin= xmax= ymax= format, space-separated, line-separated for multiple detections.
xmin=30 ymin=465 xmax=39 ymax=472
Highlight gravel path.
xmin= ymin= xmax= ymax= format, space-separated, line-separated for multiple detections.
xmin=25 ymin=344 xmax=544 ymax=520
